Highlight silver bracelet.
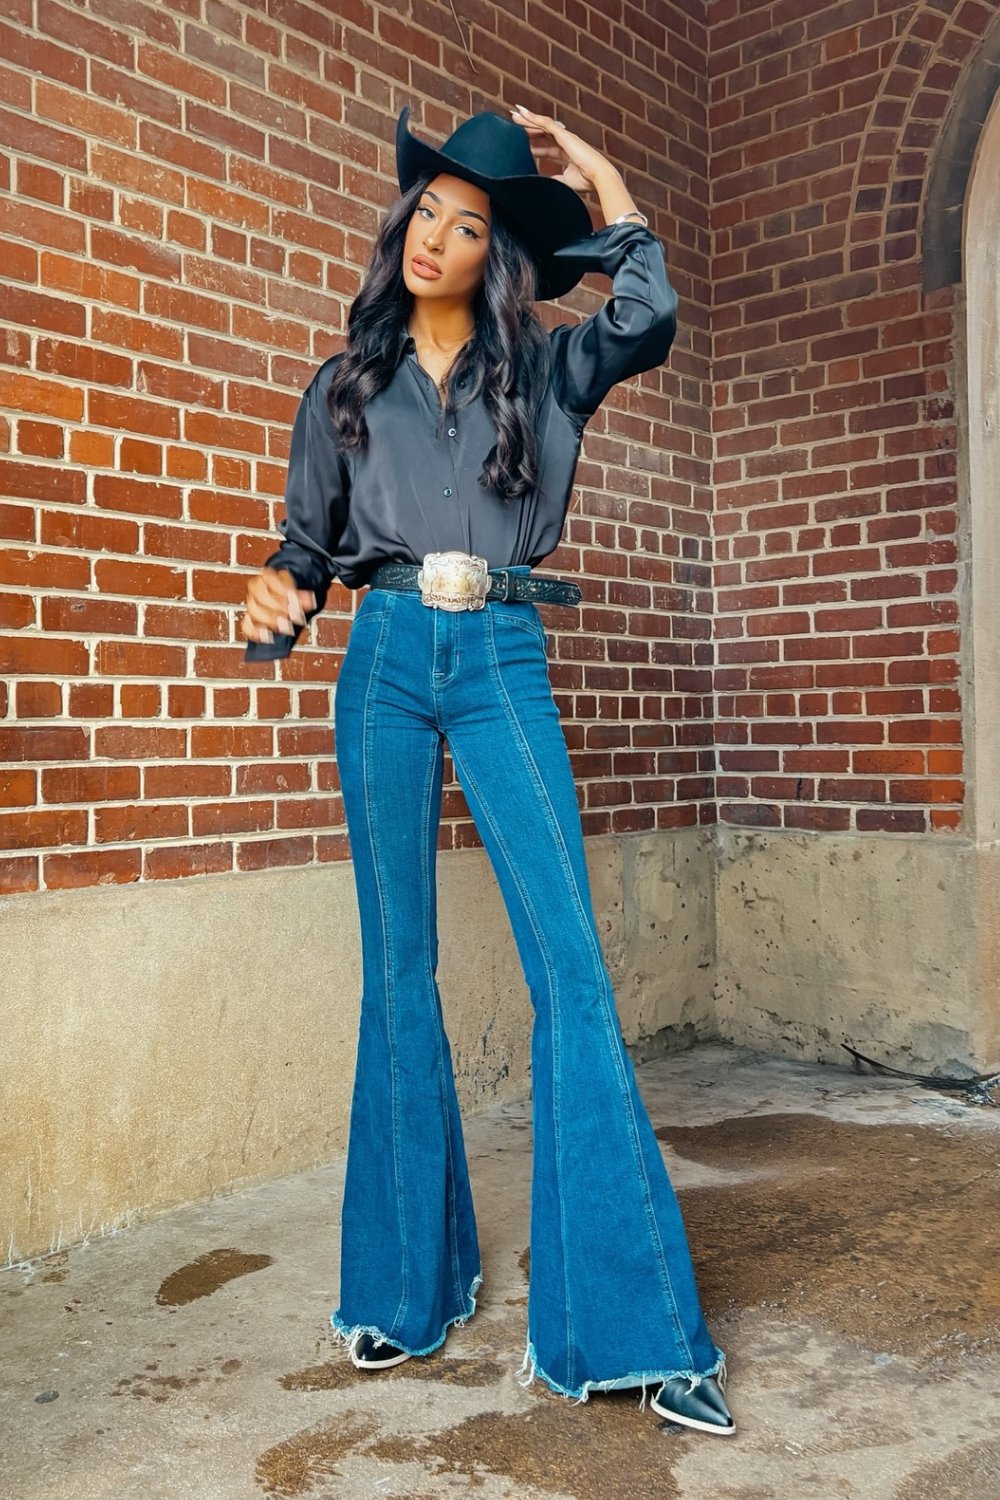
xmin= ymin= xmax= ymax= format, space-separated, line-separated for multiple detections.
xmin=610 ymin=209 xmax=649 ymax=227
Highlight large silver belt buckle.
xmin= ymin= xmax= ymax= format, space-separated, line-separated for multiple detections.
xmin=416 ymin=550 xmax=489 ymax=611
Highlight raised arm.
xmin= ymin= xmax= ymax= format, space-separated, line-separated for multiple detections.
xmin=510 ymin=106 xmax=677 ymax=424
xmin=547 ymin=221 xmax=677 ymax=424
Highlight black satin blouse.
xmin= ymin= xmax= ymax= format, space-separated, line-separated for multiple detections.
xmin=244 ymin=220 xmax=677 ymax=661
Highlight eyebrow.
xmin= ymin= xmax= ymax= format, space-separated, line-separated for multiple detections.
xmin=422 ymin=189 xmax=490 ymax=228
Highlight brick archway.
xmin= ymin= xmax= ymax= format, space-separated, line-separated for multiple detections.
xmin=846 ymin=0 xmax=1000 ymax=278
xmin=924 ymin=9 xmax=1000 ymax=289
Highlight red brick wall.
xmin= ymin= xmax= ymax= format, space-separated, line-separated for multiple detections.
xmin=0 ymin=0 xmax=710 ymax=894
xmin=709 ymin=0 xmax=996 ymax=835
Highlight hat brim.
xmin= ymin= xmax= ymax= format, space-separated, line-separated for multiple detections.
xmin=395 ymin=106 xmax=593 ymax=300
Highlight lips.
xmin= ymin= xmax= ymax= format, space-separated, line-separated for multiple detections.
xmin=411 ymin=255 xmax=442 ymax=280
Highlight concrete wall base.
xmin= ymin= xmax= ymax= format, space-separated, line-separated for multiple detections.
xmin=714 ymin=828 xmax=998 ymax=1077
xmin=5 ymin=823 xmax=996 ymax=1264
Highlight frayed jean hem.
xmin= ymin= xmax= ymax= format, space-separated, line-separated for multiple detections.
xmin=516 ymin=1336 xmax=728 ymax=1407
xmin=330 ymin=1271 xmax=484 ymax=1360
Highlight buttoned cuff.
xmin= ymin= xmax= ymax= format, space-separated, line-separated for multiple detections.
xmin=549 ymin=220 xmax=659 ymax=277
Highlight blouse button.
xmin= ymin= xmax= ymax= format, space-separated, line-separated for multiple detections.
xmin=443 ymin=487 xmax=453 ymax=496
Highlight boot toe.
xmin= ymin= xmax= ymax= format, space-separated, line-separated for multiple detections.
xmin=349 ymin=1332 xmax=412 ymax=1369
xmin=650 ymin=1374 xmax=736 ymax=1436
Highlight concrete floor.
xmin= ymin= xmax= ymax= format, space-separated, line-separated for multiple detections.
xmin=3 ymin=1040 xmax=1000 ymax=1500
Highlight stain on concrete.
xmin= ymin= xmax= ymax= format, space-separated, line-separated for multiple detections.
xmin=519 ymin=1245 xmax=531 ymax=1279
xmin=128 ymin=1373 xmax=196 ymax=1403
xmin=279 ymin=1352 xmax=505 ymax=1392
xmin=155 ymin=1248 xmax=274 ymax=1306
xmin=367 ymin=1394 xmax=681 ymax=1500
xmin=658 ymin=1113 xmax=1000 ymax=1362
xmin=255 ymin=1413 xmax=376 ymax=1496
xmin=113 ymin=1355 xmax=242 ymax=1402
xmin=8 ymin=1250 xmax=71 ymax=1288
xmin=894 ymin=1438 xmax=1000 ymax=1497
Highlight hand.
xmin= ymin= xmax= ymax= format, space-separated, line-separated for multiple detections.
xmin=509 ymin=105 xmax=616 ymax=195
xmin=241 ymin=566 xmax=316 ymax=645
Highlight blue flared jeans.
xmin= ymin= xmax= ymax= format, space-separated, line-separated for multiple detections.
xmin=330 ymin=568 xmax=726 ymax=1401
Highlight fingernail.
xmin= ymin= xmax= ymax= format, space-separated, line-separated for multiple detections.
xmin=277 ymin=616 xmax=292 ymax=633
xmin=260 ymin=629 xmax=273 ymax=643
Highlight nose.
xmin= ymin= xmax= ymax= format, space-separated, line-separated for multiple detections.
xmin=422 ymin=221 xmax=443 ymax=253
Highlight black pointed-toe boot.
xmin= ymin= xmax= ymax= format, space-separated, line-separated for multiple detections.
xmin=650 ymin=1369 xmax=735 ymax=1436
xmin=349 ymin=1332 xmax=413 ymax=1370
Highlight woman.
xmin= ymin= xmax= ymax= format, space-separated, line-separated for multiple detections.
xmin=241 ymin=103 xmax=734 ymax=1437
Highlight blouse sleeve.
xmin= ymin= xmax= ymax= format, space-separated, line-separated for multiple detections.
xmin=546 ymin=221 xmax=678 ymax=427
xmin=243 ymin=356 xmax=350 ymax=663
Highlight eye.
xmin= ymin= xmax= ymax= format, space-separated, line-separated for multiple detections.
xmin=416 ymin=204 xmax=434 ymax=220
xmin=456 ymin=223 xmax=480 ymax=239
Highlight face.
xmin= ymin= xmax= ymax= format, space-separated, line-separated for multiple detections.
xmin=402 ymin=173 xmax=491 ymax=304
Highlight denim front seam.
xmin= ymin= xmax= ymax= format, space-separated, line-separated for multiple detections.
xmin=481 ymin=601 xmax=690 ymax=1357
xmin=475 ymin=604 xmax=696 ymax=1380
xmin=331 ymin=582 xmax=725 ymax=1400
xmin=361 ymin=595 xmax=409 ymax=1339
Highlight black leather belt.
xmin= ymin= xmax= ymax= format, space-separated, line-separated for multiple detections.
xmin=369 ymin=562 xmax=582 ymax=607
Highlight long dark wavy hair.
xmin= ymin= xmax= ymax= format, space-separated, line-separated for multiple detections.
xmin=326 ymin=175 xmax=551 ymax=501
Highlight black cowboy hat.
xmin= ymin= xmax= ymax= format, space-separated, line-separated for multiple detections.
xmin=395 ymin=105 xmax=594 ymax=300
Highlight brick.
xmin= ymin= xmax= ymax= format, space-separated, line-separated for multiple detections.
xmin=144 ymin=764 xmax=230 ymax=799
xmin=0 ymin=104 xmax=87 ymax=172
xmin=68 ymin=683 xmax=114 ymax=717
xmin=94 ymin=558 xmax=186 ymax=598
xmin=42 ymin=766 xmax=140 ymax=803
xmin=2 ymin=636 xmax=88 ymax=678
xmin=785 ymin=804 xmax=852 ymax=830
xmin=237 ymin=836 xmax=313 ymax=870
xmin=36 ymin=80 xmax=135 ymax=149
xmin=1 ymin=371 xmax=83 ymax=422
xmin=276 ymin=796 xmax=341 ymax=829
xmin=236 ymin=762 xmax=311 ymax=795
xmin=191 ymin=800 xmax=274 ymax=835
xmin=1 ymin=769 xmax=36 ymax=805
xmin=144 ymin=603 xmax=227 ymax=642
xmin=143 ymin=842 xmax=234 ymax=880
xmin=89 ymin=225 xmax=179 ymax=282
xmin=89 ymin=279 xmax=181 ymax=347
xmin=42 ymin=594 xmax=137 ymax=636
xmin=4 ymin=285 xmax=86 ymax=337
xmin=856 ymin=808 xmax=926 ymax=833
xmin=0 ymin=808 xmax=87 ymax=850
xmin=119 ymin=683 xmax=161 ymax=717
xmin=93 ymin=725 xmax=186 ymax=760
xmin=94 ymin=803 xmax=190 ymax=842
xmin=17 ymin=419 xmax=64 ymax=458
xmin=0 ymin=856 xmax=39 ymax=894
xmin=44 ymin=848 xmax=142 ymax=889
xmin=95 ymin=640 xmax=187 ymax=676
